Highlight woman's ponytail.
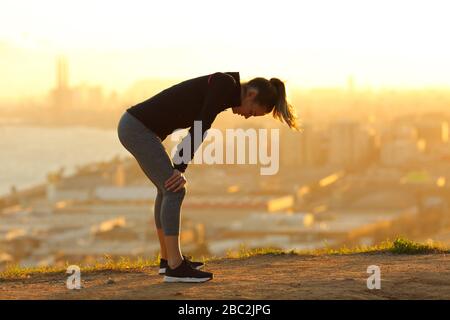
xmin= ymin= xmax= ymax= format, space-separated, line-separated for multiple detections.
xmin=244 ymin=76 xmax=302 ymax=132
xmin=269 ymin=78 xmax=302 ymax=131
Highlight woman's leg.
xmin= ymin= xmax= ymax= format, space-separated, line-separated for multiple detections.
xmin=154 ymin=188 xmax=168 ymax=260
xmin=117 ymin=112 xmax=185 ymax=267
xmin=164 ymin=235 xmax=183 ymax=269
xmin=156 ymin=228 xmax=168 ymax=260
xmin=161 ymin=187 xmax=186 ymax=268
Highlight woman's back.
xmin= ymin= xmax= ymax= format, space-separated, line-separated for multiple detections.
xmin=126 ymin=72 xmax=241 ymax=141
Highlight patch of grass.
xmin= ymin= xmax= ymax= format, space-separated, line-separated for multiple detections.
xmin=223 ymin=237 xmax=448 ymax=259
xmin=1 ymin=237 xmax=447 ymax=280
xmin=225 ymin=244 xmax=298 ymax=259
xmin=0 ymin=255 xmax=159 ymax=280
xmin=389 ymin=237 xmax=446 ymax=254
xmin=310 ymin=237 xmax=448 ymax=256
xmin=0 ymin=264 xmax=64 ymax=280
xmin=83 ymin=255 xmax=160 ymax=272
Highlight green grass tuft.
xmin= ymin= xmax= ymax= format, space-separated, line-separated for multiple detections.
xmin=389 ymin=237 xmax=445 ymax=254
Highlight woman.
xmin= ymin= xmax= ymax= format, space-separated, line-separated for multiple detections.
xmin=117 ymin=72 xmax=300 ymax=283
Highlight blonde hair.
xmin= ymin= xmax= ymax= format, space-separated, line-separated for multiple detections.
xmin=244 ymin=76 xmax=302 ymax=132
xmin=269 ymin=78 xmax=302 ymax=131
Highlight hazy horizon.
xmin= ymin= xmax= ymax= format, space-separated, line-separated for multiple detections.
xmin=1 ymin=0 xmax=450 ymax=103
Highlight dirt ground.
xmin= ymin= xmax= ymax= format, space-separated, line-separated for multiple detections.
xmin=0 ymin=253 xmax=449 ymax=300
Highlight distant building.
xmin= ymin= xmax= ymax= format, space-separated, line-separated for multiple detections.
xmin=328 ymin=119 xmax=372 ymax=167
xmin=380 ymin=140 xmax=420 ymax=166
xmin=380 ymin=124 xmax=421 ymax=167
xmin=298 ymin=122 xmax=327 ymax=167
xmin=414 ymin=114 xmax=449 ymax=153
xmin=48 ymin=55 xmax=107 ymax=111
xmin=50 ymin=55 xmax=73 ymax=109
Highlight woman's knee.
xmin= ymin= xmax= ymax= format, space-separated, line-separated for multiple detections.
xmin=163 ymin=185 xmax=186 ymax=198
xmin=156 ymin=185 xmax=164 ymax=196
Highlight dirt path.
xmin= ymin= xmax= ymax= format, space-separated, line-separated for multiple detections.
xmin=1 ymin=253 xmax=449 ymax=299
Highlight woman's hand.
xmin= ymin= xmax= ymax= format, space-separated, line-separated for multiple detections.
xmin=164 ymin=169 xmax=187 ymax=192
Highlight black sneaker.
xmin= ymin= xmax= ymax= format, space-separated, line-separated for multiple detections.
xmin=163 ymin=258 xmax=213 ymax=283
xmin=159 ymin=255 xmax=204 ymax=275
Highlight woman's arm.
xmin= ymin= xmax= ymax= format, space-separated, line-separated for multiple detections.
xmin=172 ymin=72 xmax=236 ymax=172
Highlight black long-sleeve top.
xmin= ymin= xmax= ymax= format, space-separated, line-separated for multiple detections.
xmin=126 ymin=72 xmax=242 ymax=173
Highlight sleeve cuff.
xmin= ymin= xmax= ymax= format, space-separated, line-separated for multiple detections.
xmin=173 ymin=162 xmax=187 ymax=173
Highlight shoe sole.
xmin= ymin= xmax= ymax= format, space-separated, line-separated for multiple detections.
xmin=159 ymin=265 xmax=203 ymax=275
xmin=163 ymin=275 xmax=212 ymax=283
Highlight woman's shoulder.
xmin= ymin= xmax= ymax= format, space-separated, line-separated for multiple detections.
xmin=209 ymin=72 xmax=237 ymax=87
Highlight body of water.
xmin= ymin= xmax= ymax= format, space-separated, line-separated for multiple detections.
xmin=0 ymin=123 xmax=130 ymax=197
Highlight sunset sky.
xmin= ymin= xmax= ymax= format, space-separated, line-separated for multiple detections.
xmin=1 ymin=0 xmax=450 ymax=101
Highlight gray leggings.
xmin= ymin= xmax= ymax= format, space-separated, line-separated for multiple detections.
xmin=117 ymin=111 xmax=186 ymax=236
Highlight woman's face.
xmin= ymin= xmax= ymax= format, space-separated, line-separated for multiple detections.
xmin=232 ymin=88 xmax=270 ymax=119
